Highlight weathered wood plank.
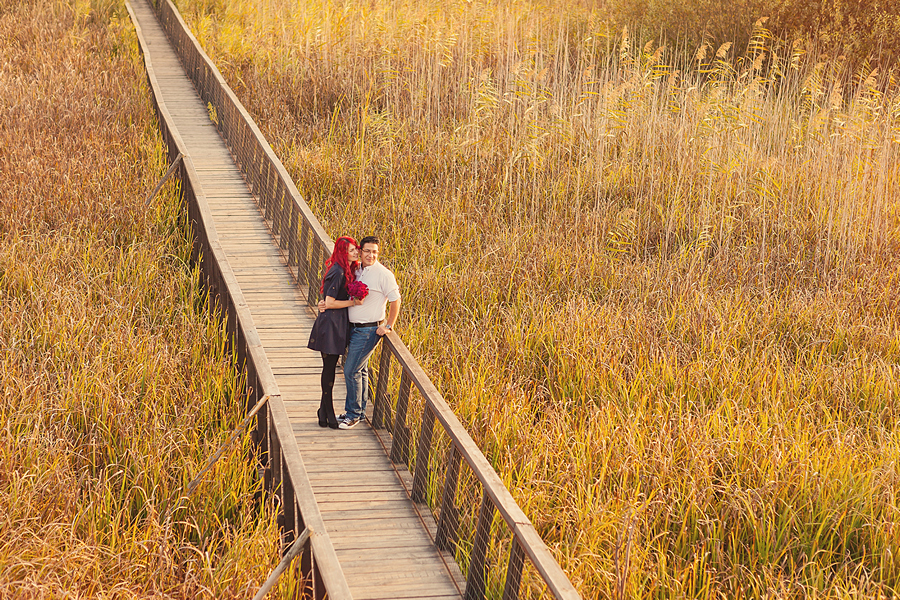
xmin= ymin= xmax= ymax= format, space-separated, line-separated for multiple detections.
xmin=304 ymin=462 xmax=399 ymax=474
xmin=306 ymin=471 xmax=412 ymax=488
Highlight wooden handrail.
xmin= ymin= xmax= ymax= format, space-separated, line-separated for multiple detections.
xmin=133 ymin=0 xmax=583 ymax=596
xmin=125 ymin=2 xmax=352 ymax=597
xmin=382 ymin=332 xmax=581 ymax=599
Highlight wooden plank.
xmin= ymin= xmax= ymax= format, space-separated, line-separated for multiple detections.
xmin=318 ymin=500 xmax=421 ymax=514
xmin=346 ymin=577 xmax=460 ymax=594
xmin=343 ymin=565 xmax=452 ymax=583
xmin=226 ymin=253 xmax=286 ymax=262
xmin=253 ymin=321 xmax=314 ymax=329
xmin=345 ymin=571 xmax=459 ymax=589
xmin=286 ymin=435 xmax=384 ymax=447
xmin=321 ymin=515 xmax=426 ymax=531
xmin=218 ymin=240 xmax=282 ymax=247
xmin=251 ymin=307 xmax=314 ymax=318
xmin=319 ymin=509 xmax=427 ymax=524
xmin=309 ymin=483 xmax=405 ymax=494
xmin=314 ymin=490 xmax=410 ymax=504
xmin=300 ymin=452 xmax=395 ymax=465
xmin=306 ymin=471 xmax=410 ymax=488
xmin=296 ymin=434 xmax=383 ymax=445
xmin=272 ymin=356 xmax=322 ymax=370
xmin=352 ymin=591 xmax=460 ymax=600
xmin=264 ymin=355 xmax=321 ymax=363
xmin=326 ymin=526 xmax=433 ymax=542
xmin=243 ymin=310 xmax=311 ymax=318
xmin=266 ymin=350 xmax=322 ymax=358
xmin=335 ymin=551 xmax=453 ymax=571
xmin=304 ymin=462 xmax=398 ymax=474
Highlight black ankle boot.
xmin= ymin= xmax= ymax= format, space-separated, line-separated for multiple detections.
xmin=319 ymin=397 xmax=339 ymax=429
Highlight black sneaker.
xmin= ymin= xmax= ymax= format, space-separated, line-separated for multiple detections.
xmin=338 ymin=417 xmax=362 ymax=430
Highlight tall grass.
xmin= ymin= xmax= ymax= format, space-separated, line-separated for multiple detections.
xmin=174 ymin=0 xmax=899 ymax=597
xmin=0 ymin=0 xmax=290 ymax=595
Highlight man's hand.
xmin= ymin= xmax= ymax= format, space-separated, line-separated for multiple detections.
xmin=317 ymin=300 xmax=326 ymax=313
xmin=378 ymin=298 xmax=400 ymax=337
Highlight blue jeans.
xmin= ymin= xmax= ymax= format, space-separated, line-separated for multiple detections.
xmin=343 ymin=325 xmax=381 ymax=420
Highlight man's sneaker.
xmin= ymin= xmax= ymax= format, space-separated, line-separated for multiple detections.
xmin=337 ymin=413 xmax=348 ymax=422
xmin=338 ymin=417 xmax=362 ymax=430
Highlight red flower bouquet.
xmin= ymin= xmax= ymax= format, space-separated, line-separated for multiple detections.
xmin=347 ymin=281 xmax=369 ymax=300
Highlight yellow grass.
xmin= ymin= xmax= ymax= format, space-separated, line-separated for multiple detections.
xmin=171 ymin=0 xmax=900 ymax=596
xmin=24 ymin=0 xmax=888 ymax=598
xmin=0 ymin=0 xmax=293 ymax=595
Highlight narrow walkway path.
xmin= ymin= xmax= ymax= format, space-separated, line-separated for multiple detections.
xmin=129 ymin=1 xmax=463 ymax=597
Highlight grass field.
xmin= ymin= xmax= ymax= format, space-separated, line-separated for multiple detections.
xmin=0 ymin=0 xmax=287 ymax=596
xmin=170 ymin=0 xmax=900 ymax=597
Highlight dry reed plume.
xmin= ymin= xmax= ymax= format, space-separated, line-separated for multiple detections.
xmin=172 ymin=0 xmax=900 ymax=597
xmin=0 ymin=0 xmax=288 ymax=596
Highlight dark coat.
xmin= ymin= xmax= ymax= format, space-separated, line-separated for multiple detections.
xmin=307 ymin=264 xmax=351 ymax=355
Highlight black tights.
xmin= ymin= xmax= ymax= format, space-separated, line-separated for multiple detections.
xmin=319 ymin=353 xmax=340 ymax=427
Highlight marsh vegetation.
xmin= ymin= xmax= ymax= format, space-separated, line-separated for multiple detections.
xmin=0 ymin=0 xmax=285 ymax=595
xmin=172 ymin=0 xmax=900 ymax=596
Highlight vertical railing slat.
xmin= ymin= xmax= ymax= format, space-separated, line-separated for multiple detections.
xmin=436 ymin=447 xmax=461 ymax=552
xmin=287 ymin=195 xmax=299 ymax=266
xmin=307 ymin=242 xmax=321 ymax=306
xmin=372 ymin=345 xmax=393 ymax=429
xmin=411 ymin=405 xmax=435 ymax=503
xmin=390 ymin=371 xmax=412 ymax=465
xmin=298 ymin=217 xmax=311 ymax=286
xmin=502 ymin=537 xmax=526 ymax=600
xmin=465 ymin=490 xmax=496 ymax=600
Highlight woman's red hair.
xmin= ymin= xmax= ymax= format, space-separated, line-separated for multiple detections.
xmin=320 ymin=236 xmax=359 ymax=294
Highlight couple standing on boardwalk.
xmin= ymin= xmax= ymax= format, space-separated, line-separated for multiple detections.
xmin=307 ymin=235 xmax=402 ymax=430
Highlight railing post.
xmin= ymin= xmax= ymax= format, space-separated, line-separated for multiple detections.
xmin=412 ymin=405 xmax=435 ymax=503
xmin=223 ymin=95 xmax=235 ymax=143
xmin=252 ymin=144 xmax=264 ymax=199
xmin=465 ymin=490 xmax=496 ymax=600
xmin=313 ymin=556 xmax=326 ymax=600
xmin=390 ymin=371 xmax=412 ymax=465
xmin=282 ymin=454 xmax=296 ymax=550
xmin=287 ymin=198 xmax=299 ymax=266
xmin=271 ymin=423 xmax=282 ymax=505
xmin=256 ymin=159 xmax=268 ymax=212
xmin=262 ymin=395 xmax=272 ymax=493
xmin=372 ymin=344 xmax=392 ymax=429
xmin=436 ymin=446 xmax=461 ymax=552
xmin=300 ymin=530 xmax=313 ymax=598
xmin=306 ymin=243 xmax=321 ymax=307
xmin=502 ymin=537 xmax=525 ymax=600
xmin=262 ymin=161 xmax=274 ymax=218
xmin=298 ymin=219 xmax=311 ymax=287
xmin=242 ymin=123 xmax=252 ymax=171
xmin=243 ymin=345 xmax=255 ymax=401
xmin=276 ymin=184 xmax=288 ymax=250
xmin=236 ymin=122 xmax=248 ymax=169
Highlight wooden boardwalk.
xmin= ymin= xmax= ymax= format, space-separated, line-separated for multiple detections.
xmin=128 ymin=0 xmax=463 ymax=597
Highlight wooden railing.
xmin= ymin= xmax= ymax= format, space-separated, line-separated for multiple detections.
xmin=126 ymin=3 xmax=352 ymax=598
xmin=139 ymin=0 xmax=582 ymax=597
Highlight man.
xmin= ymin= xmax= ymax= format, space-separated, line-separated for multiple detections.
xmin=334 ymin=235 xmax=401 ymax=429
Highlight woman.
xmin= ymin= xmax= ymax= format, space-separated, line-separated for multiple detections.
xmin=307 ymin=236 xmax=363 ymax=429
